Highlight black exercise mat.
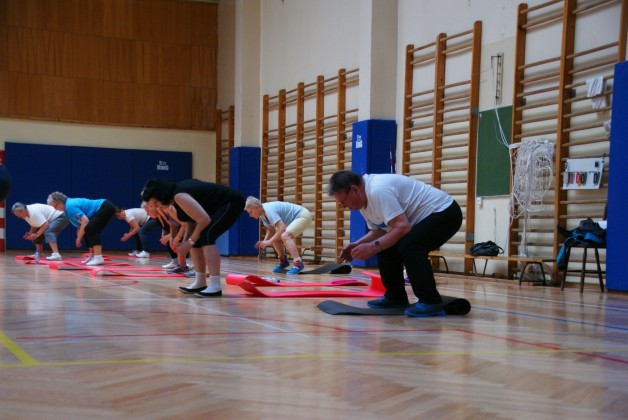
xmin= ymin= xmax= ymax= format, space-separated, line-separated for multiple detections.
xmin=276 ymin=263 xmax=352 ymax=275
xmin=317 ymin=295 xmax=471 ymax=316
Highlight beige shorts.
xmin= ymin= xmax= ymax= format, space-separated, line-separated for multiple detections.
xmin=285 ymin=208 xmax=313 ymax=237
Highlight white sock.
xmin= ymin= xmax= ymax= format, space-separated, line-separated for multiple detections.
xmin=187 ymin=272 xmax=207 ymax=289
xmin=294 ymin=257 xmax=302 ymax=263
xmin=203 ymin=275 xmax=221 ymax=293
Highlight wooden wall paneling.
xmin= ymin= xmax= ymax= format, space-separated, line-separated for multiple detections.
xmin=9 ymin=72 xmax=43 ymax=118
xmin=8 ymin=26 xmax=39 ymax=74
xmin=0 ymin=8 xmax=8 ymax=72
xmin=74 ymin=78 xmax=106 ymax=123
xmin=6 ymin=0 xmax=44 ymax=29
xmin=102 ymin=0 xmax=135 ymax=40
xmin=133 ymin=41 xmax=163 ymax=85
xmin=134 ymin=83 xmax=163 ymax=127
xmin=161 ymin=85 xmax=190 ymax=128
xmin=189 ymin=2 xmax=218 ymax=48
xmin=2 ymin=0 xmax=217 ymax=131
xmin=0 ymin=71 xmax=8 ymax=114
xmin=75 ymin=0 xmax=104 ymax=36
xmin=103 ymin=37 xmax=133 ymax=82
xmin=190 ymin=87 xmax=214 ymax=129
xmin=134 ymin=0 xmax=166 ymax=43
xmin=40 ymin=31 xmax=72 ymax=78
xmin=73 ymin=33 xmax=105 ymax=80
xmin=190 ymin=46 xmax=216 ymax=89
xmin=161 ymin=43 xmax=191 ymax=86
xmin=103 ymin=80 xmax=135 ymax=125
xmin=161 ymin=0 xmax=192 ymax=46
xmin=42 ymin=75 xmax=76 ymax=120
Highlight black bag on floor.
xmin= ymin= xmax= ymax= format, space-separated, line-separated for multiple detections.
xmin=468 ymin=241 xmax=504 ymax=257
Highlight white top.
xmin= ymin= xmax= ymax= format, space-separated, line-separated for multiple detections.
xmin=260 ymin=202 xmax=305 ymax=228
xmin=360 ymin=174 xmax=453 ymax=231
xmin=24 ymin=204 xmax=64 ymax=228
xmin=123 ymin=208 xmax=149 ymax=226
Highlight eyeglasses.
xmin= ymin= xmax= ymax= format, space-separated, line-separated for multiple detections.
xmin=337 ymin=187 xmax=355 ymax=208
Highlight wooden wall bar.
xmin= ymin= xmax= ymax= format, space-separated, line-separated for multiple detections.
xmin=402 ymin=23 xmax=482 ymax=275
xmin=0 ymin=0 xmax=217 ymax=130
xmin=261 ymin=69 xmax=358 ymax=263
xmin=511 ymin=0 xmax=626 ymax=282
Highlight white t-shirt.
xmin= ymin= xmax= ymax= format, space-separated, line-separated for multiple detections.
xmin=360 ymin=174 xmax=453 ymax=231
xmin=25 ymin=204 xmax=64 ymax=228
xmin=260 ymin=202 xmax=305 ymax=228
xmin=124 ymin=208 xmax=149 ymax=226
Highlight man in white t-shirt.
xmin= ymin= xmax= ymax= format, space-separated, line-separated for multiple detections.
xmin=327 ymin=171 xmax=462 ymax=317
xmin=116 ymin=206 xmax=151 ymax=258
xmin=11 ymin=202 xmax=70 ymax=260
xmin=245 ymin=196 xmax=313 ymax=274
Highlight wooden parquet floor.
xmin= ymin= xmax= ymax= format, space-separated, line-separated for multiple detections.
xmin=1 ymin=251 xmax=627 ymax=419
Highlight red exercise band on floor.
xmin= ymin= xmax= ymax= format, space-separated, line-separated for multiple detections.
xmin=225 ymin=273 xmax=367 ymax=288
xmin=228 ymin=271 xmax=385 ymax=298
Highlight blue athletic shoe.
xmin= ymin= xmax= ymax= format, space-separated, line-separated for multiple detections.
xmin=286 ymin=261 xmax=304 ymax=274
xmin=272 ymin=258 xmax=290 ymax=273
xmin=404 ymin=302 xmax=446 ymax=317
xmin=367 ymin=296 xmax=409 ymax=309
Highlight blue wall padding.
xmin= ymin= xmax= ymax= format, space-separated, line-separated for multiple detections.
xmin=4 ymin=142 xmax=191 ymax=252
xmin=5 ymin=143 xmax=75 ymax=250
xmin=607 ymin=61 xmax=628 ymax=291
xmin=227 ymin=147 xmax=261 ymax=256
xmin=350 ymin=119 xmax=397 ymax=267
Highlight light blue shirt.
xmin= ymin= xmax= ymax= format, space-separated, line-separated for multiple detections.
xmin=65 ymin=198 xmax=105 ymax=228
xmin=260 ymin=201 xmax=305 ymax=228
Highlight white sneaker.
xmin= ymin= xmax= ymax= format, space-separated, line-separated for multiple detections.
xmin=135 ymin=251 xmax=150 ymax=258
xmin=86 ymin=255 xmax=105 ymax=266
xmin=81 ymin=255 xmax=94 ymax=264
xmin=162 ymin=259 xmax=177 ymax=269
xmin=46 ymin=253 xmax=62 ymax=261
xmin=128 ymin=250 xmax=138 ymax=257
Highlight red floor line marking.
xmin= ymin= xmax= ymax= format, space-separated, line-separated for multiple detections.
xmin=456 ymin=328 xmax=628 ymax=365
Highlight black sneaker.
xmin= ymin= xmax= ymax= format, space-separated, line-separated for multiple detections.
xmin=167 ymin=264 xmax=189 ymax=274
xmin=367 ymin=296 xmax=409 ymax=309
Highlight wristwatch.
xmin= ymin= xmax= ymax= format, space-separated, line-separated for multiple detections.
xmin=374 ymin=240 xmax=383 ymax=252
xmin=188 ymin=239 xmax=196 ymax=245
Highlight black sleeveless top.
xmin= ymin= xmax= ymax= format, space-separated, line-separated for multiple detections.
xmin=173 ymin=179 xmax=243 ymax=222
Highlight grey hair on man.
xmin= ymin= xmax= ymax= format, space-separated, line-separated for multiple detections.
xmin=11 ymin=202 xmax=27 ymax=213
xmin=244 ymin=196 xmax=263 ymax=210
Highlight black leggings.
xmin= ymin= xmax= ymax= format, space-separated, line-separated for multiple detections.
xmin=84 ymin=200 xmax=116 ymax=247
xmin=377 ymin=201 xmax=463 ymax=304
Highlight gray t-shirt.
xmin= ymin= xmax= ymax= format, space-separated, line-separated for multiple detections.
xmin=360 ymin=174 xmax=453 ymax=231
xmin=260 ymin=202 xmax=305 ymax=228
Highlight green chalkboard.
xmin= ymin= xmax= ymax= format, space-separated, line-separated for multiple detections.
xmin=476 ymin=106 xmax=512 ymax=196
